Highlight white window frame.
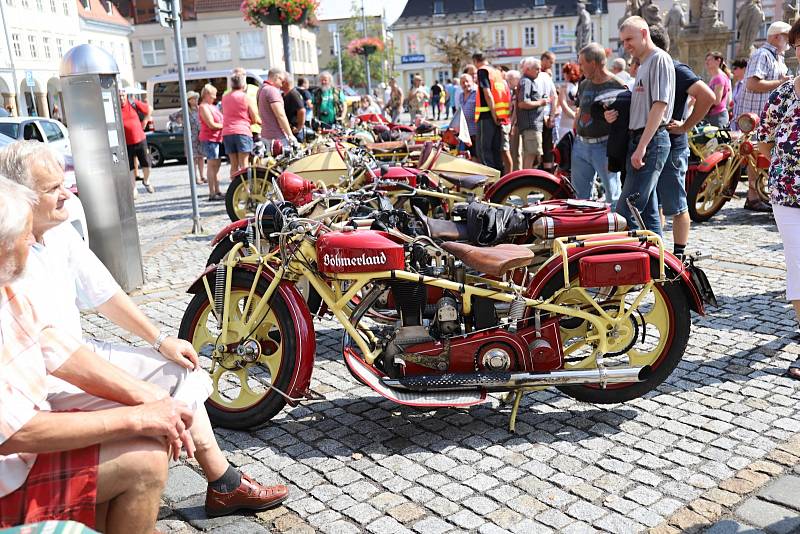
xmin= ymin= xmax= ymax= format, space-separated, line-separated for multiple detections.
xmin=433 ymin=0 xmax=444 ymax=15
xmin=205 ymin=34 xmax=231 ymax=62
xmin=182 ymin=36 xmax=198 ymax=63
xmin=12 ymin=33 xmax=21 ymax=57
xmin=49 ymin=0 xmax=55 ymax=11
xmin=140 ymin=38 xmax=167 ymax=67
xmin=28 ymin=35 xmax=37 ymax=58
xmin=524 ymin=26 xmax=536 ymax=47
xmin=61 ymin=0 xmax=68 ymax=14
xmin=406 ymin=33 xmax=418 ymax=54
xmin=56 ymin=38 xmax=63 ymax=57
xmin=474 ymin=0 xmax=485 ymax=12
xmin=554 ymin=23 xmax=567 ymax=45
xmin=494 ymin=28 xmax=506 ymax=48
xmin=42 ymin=36 xmax=51 ymax=59
xmin=238 ymin=31 xmax=265 ymax=60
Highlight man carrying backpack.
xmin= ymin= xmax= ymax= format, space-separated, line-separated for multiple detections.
xmin=119 ymin=89 xmax=154 ymax=200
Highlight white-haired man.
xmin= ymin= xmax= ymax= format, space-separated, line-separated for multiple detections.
xmin=258 ymin=67 xmax=297 ymax=150
xmin=3 ymin=141 xmax=289 ymax=519
xmin=605 ymin=16 xmax=675 ymax=235
xmin=610 ymin=57 xmax=634 ymax=89
xmin=516 ymin=57 xmax=550 ymax=169
xmin=0 ymin=177 xmax=196 ymax=532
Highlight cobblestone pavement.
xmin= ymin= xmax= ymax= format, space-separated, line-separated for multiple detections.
xmin=81 ymin=163 xmax=800 ymax=534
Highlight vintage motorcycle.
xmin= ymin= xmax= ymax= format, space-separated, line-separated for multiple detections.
xmin=180 ymin=198 xmax=715 ymax=432
xmin=687 ymin=113 xmax=770 ymax=222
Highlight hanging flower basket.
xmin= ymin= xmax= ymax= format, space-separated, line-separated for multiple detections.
xmin=241 ymin=0 xmax=318 ymax=27
xmin=347 ymin=37 xmax=385 ymax=56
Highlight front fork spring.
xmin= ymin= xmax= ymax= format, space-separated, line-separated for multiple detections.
xmin=214 ymin=263 xmax=226 ymax=326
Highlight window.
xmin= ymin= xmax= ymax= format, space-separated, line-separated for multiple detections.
xmin=49 ymin=0 xmax=55 ymax=11
xmin=524 ymin=26 xmax=536 ymax=47
xmin=79 ymin=0 xmax=88 ymax=8
xmin=43 ymin=37 xmax=51 ymax=58
xmin=40 ymin=121 xmax=64 ymax=142
xmin=554 ymin=62 xmax=565 ymax=83
xmin=239 ymin=31 xmax=264 ymax=59
xmin=23 ymin=122 xmax=44 ymax=142
xmin=291 ymin=37 xmax=298 ymax=62
xmin=534 ymin=0 xmax=545 ymax=5
xmin=433 ymin=0 xmax=444 ymax=15
xmin=437 ymin=70 xmax=448 ymax=83
xmin=28 ymin=35 xmax=37 ymax=58
xmin=20 ymin=0 xmax=28 ymax=7
xmin=62 ymin=0 xmax=68 ymax=14
xmin=473 ymin=0 xmax=484 ymax=11
xmin=11 ymin=34 xmax=20 ymax=57
xmin=206 ymin=34 xmax=231 ymax=61
xmin=56 ymin=38 xmax=63 ymax=57
xmin=141 ymin=38 xmax=166 ymax=66
xmin=327 ymin=23 xmax=337 ymax=34
xmin=406 ymin=33 xmax=418 ymax=54
xmin=35 ymin=0 xmax=42 ymax=9
xmin=182 ymin=36 xmax=198 ymax=63
xmin=494 ymin=28 xmax=506 ymax=48
xmin=5 ymin=0 xmax=14 ymax=6
xmin=554 ymin=23 xmax=567 ymax=45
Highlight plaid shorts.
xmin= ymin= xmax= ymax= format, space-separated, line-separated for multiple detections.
xmin=0 ymin=445 xmax=100 ymax=529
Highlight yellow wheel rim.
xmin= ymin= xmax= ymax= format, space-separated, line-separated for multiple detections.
xmin=694 ymin=168 xmax=728 ymax=217
xmin=496 ymin=185 xmax=554 ymax=207
xmin=552 ymin=283 xmax=672 ymax=374
xmin=191 ymin=289 xmax=283 ymax=411
xmin=231 ymin=177 xmax=269 ymax=220
xmin=755 ymin=167 xmax=770 ymax=204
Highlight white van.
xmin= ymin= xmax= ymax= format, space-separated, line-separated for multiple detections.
xmin=146 ymin=69 xmax=269 ymax=130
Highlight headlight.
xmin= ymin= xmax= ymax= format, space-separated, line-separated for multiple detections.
xmin=736 ymin=113 xmax=759 ymax=134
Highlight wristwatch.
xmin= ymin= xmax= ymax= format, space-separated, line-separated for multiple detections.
xmin=153 ymin=331 xmax=169 ymax=352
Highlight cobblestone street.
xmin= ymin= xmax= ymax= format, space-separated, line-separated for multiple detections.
xmin=83 ymin=162 xmax=800 ymax=534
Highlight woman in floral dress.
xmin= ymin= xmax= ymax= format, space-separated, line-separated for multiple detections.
xmin=756 ymin=18 xmax=800 ymax=379
xmin=187 ymin=91 xmax=206 ymax=185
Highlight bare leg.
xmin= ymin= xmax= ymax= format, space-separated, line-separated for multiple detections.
xmin=747 ymin=165 xmax=759 ymax=203
xmin=194 ymin=156 xmax=206 ymax=183
xmin=502 ymin=150 xmax=512 ymax=176
xmin=207 ymin=159 xmax=222 ymax=197
xmin=95 ymin=437 xmax=168 ymax=534
xmin=672 ymin=212 xmax=690 ymax=249
xmin=522 ymin=153 xmax=539 ymax=170
xmin=190 ymin=405 xmax=229 ymax=482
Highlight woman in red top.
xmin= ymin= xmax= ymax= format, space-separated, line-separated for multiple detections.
xmin=222 ymin=74 xmax=260 ymax=176
xmin=199 ymin=84 xmax=224 ymax=201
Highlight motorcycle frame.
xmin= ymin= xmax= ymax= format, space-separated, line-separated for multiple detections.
xmin=202 ymin=229 xmax=668 ymax=371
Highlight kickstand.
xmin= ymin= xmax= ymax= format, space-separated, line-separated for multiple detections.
xmin=508 ymin=390 xmax=524 ymax=433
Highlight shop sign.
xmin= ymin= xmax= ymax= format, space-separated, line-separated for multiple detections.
xmin=401 ymin=54 xmax=426 ymax=64
xmin=490 ymin=48 xmax=522 ymax=58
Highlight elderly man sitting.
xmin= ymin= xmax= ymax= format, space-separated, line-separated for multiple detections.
xmin=1 ymin=141 xmax=289 ymax=519
xmin=0 ymin=177 xmax=196 ymax=532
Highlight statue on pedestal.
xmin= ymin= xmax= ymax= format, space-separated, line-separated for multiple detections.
xmin=665 ymin=1 xmax=687 ymax=54
xmin=638 ymin=0 xmax=664 ymax=28
xmin=784 ymin=0 xmax=799 ymax=23
xmin=736 ymin=0 xmax=765 ymax=57
xmin=576 ymin=2 xmax=592 ymax=53
xmin=618 ymin=0 xmax=642 ymax=29
xmin=700 ymin=0 xmax=726 ymax=31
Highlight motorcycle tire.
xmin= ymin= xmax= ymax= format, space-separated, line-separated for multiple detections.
xmin=179 ymin=270 xmax=299 ymax=429
xmin=487 ymin=176 xmax=566 ymax=207
xmin=537 ymin=258 xmax=690 ymax=404
xmin=225 ymin=173 xmax=270 ymax=222
xmin=687 ymin=167 xmax=728 ymax=222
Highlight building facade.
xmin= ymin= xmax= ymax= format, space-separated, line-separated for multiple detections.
xmin=128 ymin=0 xmax=318 ymax=87
xmin=316 ymin=15 xmax=384 ymax=74
xmin=0 ymin=0 xmax=132 ymax=117
xmin=390 ymin=0 xmax=610 ymax=92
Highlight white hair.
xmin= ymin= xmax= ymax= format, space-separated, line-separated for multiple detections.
xmin=0 ymin=140 xmax=62 ymax=191
xmin=0 ymin=177 xmax=34 ymax=289
xmin=267 ymin=67 xmax=285 ymax=82
xmin=505 ymin=69 xmax=521 ymax=82
xmin=520 ymin=57 xmax=541 ymax=72
xmin=610 ymin=57 xmax=627 ymax=72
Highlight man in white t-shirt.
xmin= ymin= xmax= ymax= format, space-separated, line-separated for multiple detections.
xmin=3 ymin=141 xmax=289 ymax=518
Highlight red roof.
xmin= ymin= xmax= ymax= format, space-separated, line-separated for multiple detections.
xmin=77 ymin=0 xmax=132 ymax=27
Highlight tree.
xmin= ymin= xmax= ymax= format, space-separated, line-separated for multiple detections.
xmin=325 ymin=6 xmax=388 ymax=90
xmin=429 ymin=32 xmax=486 ymax=78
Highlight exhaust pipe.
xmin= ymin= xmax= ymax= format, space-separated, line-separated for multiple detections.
xmin=381 ymin=366 xmax=652 ymax=392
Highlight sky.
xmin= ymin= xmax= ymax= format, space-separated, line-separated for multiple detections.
xmin=317 ymin=0 xmax=408 ymax=25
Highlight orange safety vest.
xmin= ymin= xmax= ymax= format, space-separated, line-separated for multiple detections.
xmin=475 ymin=65 xmax=511 ymax=124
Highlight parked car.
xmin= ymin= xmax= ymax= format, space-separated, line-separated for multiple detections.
xmin=0 ymin=131 xmax=88 ymax=243
xmin=0 ymin=117 xmax=71 ymax=156
xmin=146 ymin=125 xmax=187 ymax=167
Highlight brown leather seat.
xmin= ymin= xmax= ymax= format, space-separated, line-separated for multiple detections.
xmin=413 ymin=207 xmax=468 ymax=241
xmin=441 ymin=242 xmax=534 ymax=277
xmin=439 ymin=172 xmax=488 ymax=190
xmin=366 ymin=141 xmax=407 ymax=154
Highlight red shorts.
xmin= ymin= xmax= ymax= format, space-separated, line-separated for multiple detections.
xmin=0 ymin=445 xmax=100 ymax=528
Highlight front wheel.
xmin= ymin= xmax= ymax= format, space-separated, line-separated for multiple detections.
xmin=687 ymin=166 xmax=730 ymax=222
xmin=755 ymin=166 xmax=770 ymax=204
xmin=178 ymin=270 xmax=299 ymax=429
xmin=225 ymin=172 xmax=271 ymax=222
xmin=538 ymin=258 xmax=690 ymax=404
xmin=487 ymin=177 xmax=567 ymax=207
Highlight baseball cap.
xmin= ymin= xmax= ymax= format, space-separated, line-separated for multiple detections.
xmin=767 ymin=21 xmax=791 ymax=37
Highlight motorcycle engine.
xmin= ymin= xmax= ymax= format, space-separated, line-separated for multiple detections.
xmin=432 ymin=296 xmax=460 ymax=336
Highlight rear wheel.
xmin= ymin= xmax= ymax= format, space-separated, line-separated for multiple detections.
xmin=488 ymin=177 xmax=566 ymax=207
xmin=538 ymin=258 xmax=690 ymax=404
xmin=687 ymin=166 xmax=730 ymax=222
xmin=178 ymin=270 xmax=298 ymax=429
xmin=148 ymin=144 xmax=164 ymax=167
xmin=225 ymin=173 xmax=271 ymax=222
xmin=755 ymin=166 xmax=770 ymax=204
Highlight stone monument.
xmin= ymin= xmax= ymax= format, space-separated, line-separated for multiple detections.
xmin=575 ymin=2 xmax=592 ymax=54
xmin=784 ymin=0 xmax=799 ymax=23
xmin=638 ymin=0 xmax=664 ymax=28
xmin=676 ymin=0 xmax=732 ymax=72
xmin=665 ymin=1 xmax=687 ymax=56
xmin=736 ymin=0 xmax=766 ymax=57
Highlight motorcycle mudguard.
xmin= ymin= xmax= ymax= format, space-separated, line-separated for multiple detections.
xmin=526 ymin=243 xmax=706 ymax=315
xmin=483 ymin=169 xmax=575 ymax=200
xmin=211 ymin=219 xmax=252 ymax=246
xmin=186 ymin=264 xmax=316 ymax=405
xmin=697 ymin=151 xmax=729 ymax=173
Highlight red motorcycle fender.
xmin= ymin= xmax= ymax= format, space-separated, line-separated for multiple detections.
xmin=211 ymin=219 xmax=252 ymax=246
xmin=526 ymin=243 xmax=705 ymax=315
xmin=186 ymin=264 xmax=316 ymax=405
xmin=483 ymin=169 xmax=574 ymax=200
xmin=697 ymin=151 xmax=728 ymax=173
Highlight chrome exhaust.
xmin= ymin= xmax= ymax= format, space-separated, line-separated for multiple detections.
xmin=381 ymin=366 xmax=651 ymax=392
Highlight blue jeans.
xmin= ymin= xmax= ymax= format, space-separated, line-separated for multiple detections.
xmin=615 ymin=129 xmax=671 ymax=236
xmin=570 ymin=138 xmax=622 ymax=210
xmin=657 ymin=143 xmax=689 ymax=217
